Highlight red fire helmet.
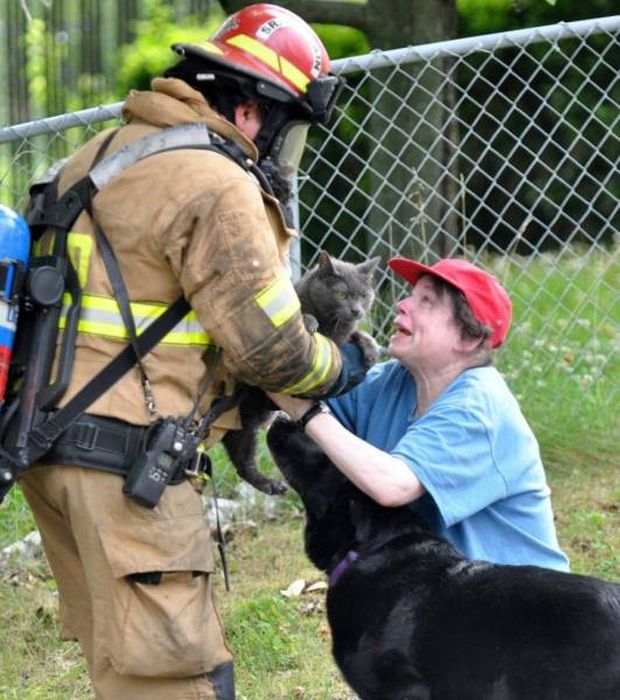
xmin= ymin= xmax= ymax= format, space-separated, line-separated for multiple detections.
xmin=172 ymin=3 xmax=342 ymax=123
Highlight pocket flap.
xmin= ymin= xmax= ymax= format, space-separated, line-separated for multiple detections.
xmin=97 ymin=515 xmax=215 ymax=578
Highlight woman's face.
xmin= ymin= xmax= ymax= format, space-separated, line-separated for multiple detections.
xmin=388 ymin=275 xmax=463 ymax=372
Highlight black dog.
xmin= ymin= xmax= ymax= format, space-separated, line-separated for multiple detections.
xmin=267 ymin=416 xmax=620 ymax=700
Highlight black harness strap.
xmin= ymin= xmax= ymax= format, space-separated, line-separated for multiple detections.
xmin=25 ymin=129 xmax=120 ymax=239
xmin=20 ymin=126 xmax=259 ymax=463
xmin=27 ymin=296 xmax=190 ymax=462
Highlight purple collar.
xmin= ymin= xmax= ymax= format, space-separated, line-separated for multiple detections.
xmin=329 ymin=550 xmax=359 ymax=587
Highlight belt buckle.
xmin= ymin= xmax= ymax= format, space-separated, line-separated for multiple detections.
xmin=184 ymin=450 xmax=211 ymax=479
xmin=75 ymin=423 xmax=99 ymax=451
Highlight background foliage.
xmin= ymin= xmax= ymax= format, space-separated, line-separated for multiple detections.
xmin=2 ymin=0 xmax=618 ymax=124
xmin=3 ymin=0 xmax=618 ymax=255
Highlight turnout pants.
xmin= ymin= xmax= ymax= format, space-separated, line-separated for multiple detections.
xmin=20 ymin=464 xmax=234 ymax=700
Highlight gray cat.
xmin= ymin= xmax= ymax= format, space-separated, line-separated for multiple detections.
xmin=221 ymin=251 xmax=381 ymax=495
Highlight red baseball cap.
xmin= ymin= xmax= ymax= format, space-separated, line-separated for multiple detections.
xmin=388 ymin=257 xmax=512 ymax=348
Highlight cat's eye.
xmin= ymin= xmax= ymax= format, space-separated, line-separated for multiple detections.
xmin=335 ymin=291 xmax=348 ymax=300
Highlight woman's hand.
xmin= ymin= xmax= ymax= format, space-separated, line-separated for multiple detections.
xmin=266 ymin=392 xmax=314 ymax=422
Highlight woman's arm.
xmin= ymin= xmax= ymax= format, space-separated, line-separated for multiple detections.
xmin=268 ymin=393 xmax=425 ymax=507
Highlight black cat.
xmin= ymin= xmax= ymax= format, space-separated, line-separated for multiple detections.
xmin=221 ymin=251 xmax=381 ymax=495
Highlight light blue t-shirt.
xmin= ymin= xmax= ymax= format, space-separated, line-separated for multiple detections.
xmin=327 ymin=360 xmax=569 ymax=571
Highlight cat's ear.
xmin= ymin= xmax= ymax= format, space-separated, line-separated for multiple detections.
xmin=318 ymin=250 xmax=336 ymax=274
xmin=358 ymin=256 xmax=381 ymax=277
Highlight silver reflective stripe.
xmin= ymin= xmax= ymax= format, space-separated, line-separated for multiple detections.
xmin=31 ymin=156 xmax=69 ymax=188
xmin=59 ymin=293 xmax=213 ymax=347
xmin=254 ymin=272 xmax=300 ymax=328
xmin=89 ymin=123 xmax=212 ymax=190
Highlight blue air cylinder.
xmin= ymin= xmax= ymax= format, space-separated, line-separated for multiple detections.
xmin=0 ymin=205 xmax=30 ymax=405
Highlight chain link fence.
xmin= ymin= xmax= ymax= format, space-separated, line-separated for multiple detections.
xmin=1 ymin=16 xmax=619 ymax=437
xmin=301 ymin=14 xmax=620 ymax=437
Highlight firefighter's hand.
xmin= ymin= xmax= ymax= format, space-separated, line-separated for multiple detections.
xmin=323 ymin=341 xmax=370 ymax=397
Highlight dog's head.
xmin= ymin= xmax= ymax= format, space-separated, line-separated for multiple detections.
xmin=267 ymin=415 xmax=357 ymax=571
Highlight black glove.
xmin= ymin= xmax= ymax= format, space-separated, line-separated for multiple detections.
xmin=322 ymin=342 xmax=369 ymax=397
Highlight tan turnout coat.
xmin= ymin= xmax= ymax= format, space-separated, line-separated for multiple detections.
xmin=48 ymin=77 xmax=342 ymax=444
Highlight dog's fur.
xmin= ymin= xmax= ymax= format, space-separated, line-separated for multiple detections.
xmin=267 ymin=416 xmax=620 ymax=700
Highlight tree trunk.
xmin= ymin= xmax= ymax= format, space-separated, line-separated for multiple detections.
xmin=364 ymin=0 xmax=459 ymax=261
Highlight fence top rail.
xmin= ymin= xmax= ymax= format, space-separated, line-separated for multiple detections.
xmin=332 ymin=14 xmax=620 ymax=75
xmin=1 ymin=14 xmax=618 ymax=145
xmin=0 ymin=102 xmax=124 ymax=145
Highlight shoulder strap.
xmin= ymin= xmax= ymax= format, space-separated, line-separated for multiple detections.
xmin=26 ymin=122 xmax=266 ymax=237
xmin=89 ymin=123 xmax=214 ymax=190
xmin=25 ymin=128 xmax=120 ymax=239
xmin=6 ymin=130 xmax=123 ymax=466
xmin=80 ymin=177 xmax=159 ymax=417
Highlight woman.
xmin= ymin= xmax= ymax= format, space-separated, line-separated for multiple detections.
xmin=270 ymin=257 xmax=569 ymax=571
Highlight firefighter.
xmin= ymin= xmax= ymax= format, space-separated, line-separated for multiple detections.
xmin=18 ymin=5 xmax=370 ymax=698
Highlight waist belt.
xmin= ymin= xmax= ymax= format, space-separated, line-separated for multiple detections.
xmin=36 ymin=413 xmax=189 ymax=485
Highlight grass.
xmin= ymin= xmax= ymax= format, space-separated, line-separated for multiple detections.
xmin=0 ymin=438 xmax=618 ymax=699
xmin=0 ymin=249 xmax=618 ymax=697
xmin=217 ymin=518 xmax=355 ymax=700
xmin=0 ymin=487 xmax=36 ymax=547
xmin=543 ymin=441 xmax=620 ymax=580
xmin=490 ymin=247 xmax=620 ymax=437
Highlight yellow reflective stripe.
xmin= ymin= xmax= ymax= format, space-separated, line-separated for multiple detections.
xmin=197 ymin=40 xmax=224 ymax=55
xmin=282 ymin=333 xmax=333 ymax=394
xmin=225 ymin=34 xmax=309 ymax=93
xmin=67 ymin=232 xmax=93 ymax=287
xmin=255 ymin=273 xmax=300 ymax=328
xmin=279 ymin=57 xmax=310 ymax=92
xmin=59 ymin=293 xmax=212 ymax=347
xmin=227 ymin=34 xmax=280 ymax=71
xmin=81 ymin=294 xmax=163 ymax=318
xmin=32 ymin=232 xmax=92 ymax=285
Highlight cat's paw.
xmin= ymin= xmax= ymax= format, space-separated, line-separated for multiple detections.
xmin=349 ymin=330 xmax=382 ymax=368
xmin=252 ymin=477 xmax=288 ymax=496
xmin=241 ymin=472 xmax=289 ymax=496
xmin=266 ymin=479 xmax=289 ymax=496
xmin=302 ymin=312 xmax=319 ymax=334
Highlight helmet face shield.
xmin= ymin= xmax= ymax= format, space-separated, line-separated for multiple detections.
xmin=271 ymin=121 xmax=310 ymax=179
xmin=258 ymin=120 xmax=310 ymax=224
